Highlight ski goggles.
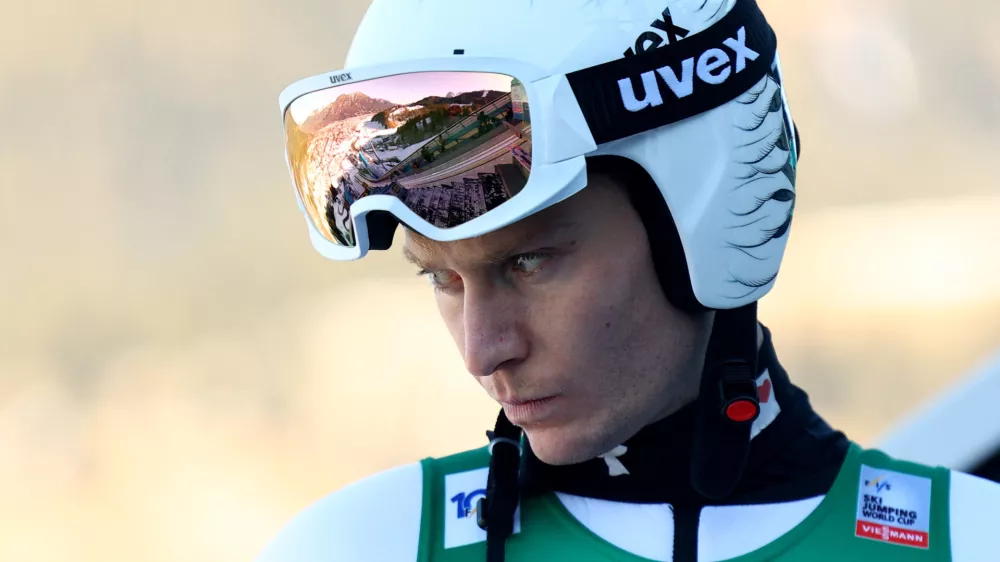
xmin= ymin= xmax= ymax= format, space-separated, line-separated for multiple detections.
xmin=278 ymin=0 xmax=775 ymax=261
xmin=279 ymin=60 xmax=593 ymax=260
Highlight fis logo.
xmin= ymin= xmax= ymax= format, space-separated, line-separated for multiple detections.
xmin=444 ymin=468 xmax=521 ymax=549
xmin=865 ymin=475 xmax=892 ymax=494
xmin=618 ymin=26 xmax=760 ymax=113
xmin=450 ymin=489 xmax=487 ymax=520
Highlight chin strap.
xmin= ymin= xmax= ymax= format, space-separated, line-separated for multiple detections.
xmin=478 ymin=410 xmax=522 ymax=562
xmin=690 ymin=302 xmax=761 ymax=499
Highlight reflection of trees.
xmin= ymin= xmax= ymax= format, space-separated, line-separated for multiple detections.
xmin=396 ymin=107 xmax=453 ymax=145
xmin=477 ymin=112 xmax=489 ymax=134
xmin=477 ymin=111 xmax=499 ymax=136
xmin=420 ymin=146 xmax=435 ymax=163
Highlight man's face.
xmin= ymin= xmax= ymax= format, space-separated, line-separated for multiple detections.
xmin=403 ymin=174 xmax=712 ymax=465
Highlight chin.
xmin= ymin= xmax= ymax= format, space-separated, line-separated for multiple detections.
xmin=523 ymin=424 xmax=613 ymax=466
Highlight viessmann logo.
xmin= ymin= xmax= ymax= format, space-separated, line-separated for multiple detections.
xmin=857 ymin=523 xmax=928 ymax=547
xmin=854 ymin=465 xmax=932 ymax=550
xmin=617 ymin=26 xmax=760 ymax=112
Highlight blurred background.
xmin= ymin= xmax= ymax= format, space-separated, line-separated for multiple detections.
xmin=2 ymin=0 xmax=999 ymax=560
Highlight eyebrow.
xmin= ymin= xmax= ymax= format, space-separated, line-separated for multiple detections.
xmin=401 ymin=220 xmax=582 ymax=270
xmin=402 ymin=246 xmax=429 ymax=270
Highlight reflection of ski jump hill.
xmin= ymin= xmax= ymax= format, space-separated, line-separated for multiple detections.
xmin=356 ymin=136 xmax=436 ymax=182
xmin=399 ymin=125 xmax=528 ymax=189
xmin=360 ymin=94 xmax=516 ymax=184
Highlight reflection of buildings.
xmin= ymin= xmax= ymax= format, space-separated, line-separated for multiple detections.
xmin=324 ymin=185 xmax=355 ymax=246
xmin=480 ymin=171 xmax=507 ymax=210
xmin=509 ymin=146 xmax=531 ymax=192
xmin=397 ymin=155 xmax=529 ymax=228
xmin=495 ymin=164 xmax=527 ymax=198
xmin=511 ymin=78 xmax=530 ymax=122
xmin=304 ymin=82 xmax=533 ymax=243
xmin=401 ymin=173 xmax=502 ymax=228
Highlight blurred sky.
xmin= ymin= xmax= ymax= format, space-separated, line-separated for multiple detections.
xmin=1 ymin=0 xmax=998 ymax=561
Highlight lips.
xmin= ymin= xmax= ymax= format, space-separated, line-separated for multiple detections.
xmin=501 ymin=396 xmax=549 ymax=406
xmin=500 ymin=396 xmax=559 ymax=425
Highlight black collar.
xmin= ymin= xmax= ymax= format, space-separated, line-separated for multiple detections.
xmin=518 ymin=325 xmax=850 ymax=506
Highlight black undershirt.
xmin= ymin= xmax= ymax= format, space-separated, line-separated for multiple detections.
xmin=516 ymin=325 xmax=851 ymax=560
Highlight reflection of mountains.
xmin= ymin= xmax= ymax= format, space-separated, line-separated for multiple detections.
xmin=373 ymin=90 xmax=507 ymax=128
xmin=302 ymin=92 xmax=394 ymax=133
xmin=417 ymin=90 xmax=506 ymax=107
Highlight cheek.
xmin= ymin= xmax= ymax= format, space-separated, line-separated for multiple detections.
xmin=435 ymin=292 xmax=466 ymax=353
xmin=535 ymin=245 xmax=668 ymax=402
xmin=564 ymin=253 xmax=643 ymax=333
xmin=534 ymin=259 xmax=637 ymax=368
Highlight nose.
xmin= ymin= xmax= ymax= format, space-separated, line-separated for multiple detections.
xmin=462 ymin=285 xmax=527 ymax=378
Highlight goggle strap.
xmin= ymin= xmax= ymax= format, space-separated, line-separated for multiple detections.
xmin=566 ymin=0 xmax=777 ymax=145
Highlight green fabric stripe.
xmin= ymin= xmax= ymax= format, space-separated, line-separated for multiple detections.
xmin=722 ymin=442 xmax=863 ymax=561
xmin=417 ymin=456 xmax=435 ymax=562
xmin=933 ymin=464 xmax=952 ymax=559
xmin=417 ymin=443 xmax=954 ymax=561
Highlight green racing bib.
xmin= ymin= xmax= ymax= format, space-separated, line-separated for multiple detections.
xmin=416 ymin=443 xmax=952 ymax=561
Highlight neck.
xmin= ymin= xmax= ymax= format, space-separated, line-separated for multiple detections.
xmin=519 ymin=324 xmax=850 ymax=505
xmin=649 ymin=320 xmax=768 ymax=427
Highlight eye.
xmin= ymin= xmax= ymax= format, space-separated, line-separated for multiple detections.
xmin=421 ymin=269 xmax=462 ymax=291
xmin=511 ymin=253 xmax=547 ymax=276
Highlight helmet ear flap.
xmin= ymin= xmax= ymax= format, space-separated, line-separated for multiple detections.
xmin=586 ymin=156 xmax=703 ymax=313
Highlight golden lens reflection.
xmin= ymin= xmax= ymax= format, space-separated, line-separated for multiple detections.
xmin=285 ymin=72 xmax=532 ymax=246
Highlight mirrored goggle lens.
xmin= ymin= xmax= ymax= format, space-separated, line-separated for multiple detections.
xmin=285 ymin=71 xmax=533 ymax=247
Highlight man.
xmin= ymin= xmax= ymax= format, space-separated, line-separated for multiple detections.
xmin=260 ymin=0 xmax=1000 ymax=560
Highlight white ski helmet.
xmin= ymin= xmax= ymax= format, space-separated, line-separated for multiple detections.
xmin=282 ymin=0 xmax=799 ymax=311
